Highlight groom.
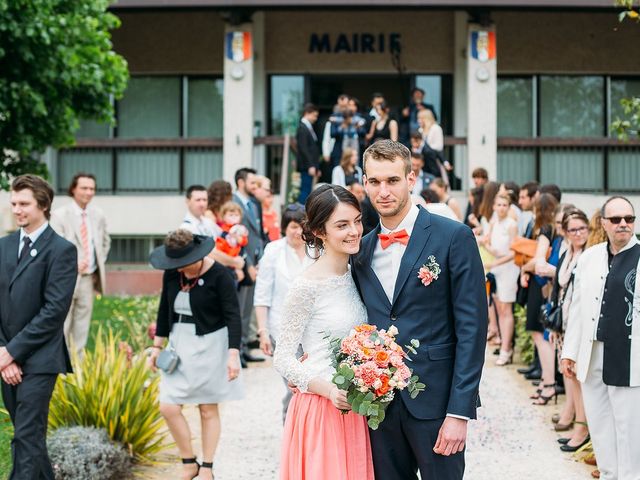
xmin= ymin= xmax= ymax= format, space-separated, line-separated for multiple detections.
xmin=352 ymin=140 xmax=487 ymax=479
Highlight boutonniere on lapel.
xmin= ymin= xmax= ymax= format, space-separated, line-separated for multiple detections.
xmin=418 ymin=255 xmax=441 ymax=287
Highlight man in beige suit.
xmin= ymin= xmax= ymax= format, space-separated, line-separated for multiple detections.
xmin=51 ymin=173 xmax=111 ymax=354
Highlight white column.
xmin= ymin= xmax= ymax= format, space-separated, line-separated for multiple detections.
xmin=223 ymin=23 xmax=255 ymax=183
xmin=466 ymin=23 xmax=498 ymax=181
xmin=252 ymin=12 xmax=267 ymax=174
xmin=453 ymin=11 xmax=469 ymax=191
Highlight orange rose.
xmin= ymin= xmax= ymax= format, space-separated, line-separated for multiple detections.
xmin=375 ymin=375 xmax=391 ymax=396
xmin=374 ymin=350 xmax=390 ymax=367
xmin=355 ymin=324 xmax=376 ymax=333
xmin=362 ymin=347 xmax=373 ymax=358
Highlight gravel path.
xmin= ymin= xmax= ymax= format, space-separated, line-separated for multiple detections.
xmin=137 ymin=348 xmax=593 ymax=480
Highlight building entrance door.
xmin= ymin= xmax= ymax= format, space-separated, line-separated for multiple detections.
xmin=309 ymin=74 xmax=411 ymax=123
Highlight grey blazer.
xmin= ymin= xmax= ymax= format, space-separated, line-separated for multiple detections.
xmin=233 ymin=193 xmax=265 ymax=266
xmin=0 ymin=226 xmax=77 ymax=374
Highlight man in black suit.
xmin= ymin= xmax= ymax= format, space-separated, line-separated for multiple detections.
xmin=295 ymin=103 xmax=320 ymax=204
xmin=0 ymin=175 xmax=77 ymax=480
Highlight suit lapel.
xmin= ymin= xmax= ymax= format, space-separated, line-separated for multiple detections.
xmin=4 ymin=232 xmax=20 ymax=281
xmin=392 ymin=208 xmax=432 ymax=305
xmin=10 ymin=226 xmax=53 ymax=286
xmin=359 ymin=226 xmax=392 ymax=309
xmin=234 ymin=194 xmax=259 ymax=233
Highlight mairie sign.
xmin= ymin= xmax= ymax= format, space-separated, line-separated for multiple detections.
xmin=309 ymin=33 xmax=401 ymax=54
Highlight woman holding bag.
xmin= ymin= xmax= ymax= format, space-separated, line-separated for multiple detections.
xmin=148 ymin=230 xmax=243 ymax=480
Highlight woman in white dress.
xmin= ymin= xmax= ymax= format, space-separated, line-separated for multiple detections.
xmin=254 ymin=204 xmax=315 ymax=421
xmin=481 ymin=194 xmax=520 ymax=365
xmin=273 ymin=184 xmax=374 ymax=480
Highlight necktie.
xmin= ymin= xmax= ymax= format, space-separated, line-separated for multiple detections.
xmin=19 ymin=237 xmax=32 ymax=263
xmin=378 ymin=229 xmax=410 ymax=249
xmin=80 ymin=212 xmax=90 ymax=270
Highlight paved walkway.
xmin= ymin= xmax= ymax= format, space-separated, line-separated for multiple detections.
xmin=138 ymin=348 xmax=593 ymax=480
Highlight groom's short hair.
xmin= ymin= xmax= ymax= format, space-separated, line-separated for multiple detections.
xmin=362 ymin=140 xmax=411 ymax=176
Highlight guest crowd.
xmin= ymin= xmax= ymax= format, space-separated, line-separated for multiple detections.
xmin=0 ymin=87 xmax=637 ymax=480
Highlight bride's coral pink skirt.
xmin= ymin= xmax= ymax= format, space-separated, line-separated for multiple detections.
xmin=280 ymin=392 xmax=375 ymax=480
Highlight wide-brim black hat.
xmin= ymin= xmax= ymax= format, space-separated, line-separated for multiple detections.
xmin=149 ymin=234 xmax=214 ymax=270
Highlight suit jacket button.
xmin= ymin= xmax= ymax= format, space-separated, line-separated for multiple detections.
xmin=390 ymin=314 xmax=397 ymax=321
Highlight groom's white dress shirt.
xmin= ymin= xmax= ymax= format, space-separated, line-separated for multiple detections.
xmin=372 ymin=205 xmax=419 ymax=304
xmin=371 ymin=205 xmax=469 ymax=422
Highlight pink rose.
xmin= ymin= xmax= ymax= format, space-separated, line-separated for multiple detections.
xmin=418 ymin=268 xmax=434 ymax=286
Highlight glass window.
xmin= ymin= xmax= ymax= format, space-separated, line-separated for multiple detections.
xmin=116 ymin=150 xmax=180 ymax=192
xmin=270 ymin=75 xmax=304 ymax=135
xmin=184 ymin=150 xmax=223 ymax=186
xmin=540 ymin=76 xmax=604 ymax=137
xmin=58 ymin=150 xmax=113 ymax=192
xmin=610 ymin=78 xmax=640 ymax=136
xmin=497 ymin=78 xmax=533 ymax=137
xmin=414 ymin=76 xmax=442 ymax=121
xmin=540 ymin=149 xmax=603 ymax=192
xmin=188 ymin=78 xmax=224 ymax=137
xmin=497 ymin=149 xmax=536 ymax=184
xmin=117 ymin=77 xmax=181 ymax=138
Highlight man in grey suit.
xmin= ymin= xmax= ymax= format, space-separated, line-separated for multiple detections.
xmin=233 ymin=167 xmax=266 ymax=365
xmin=0 ymin=175 xmax=77 ymax=480
xmin=51 ymin=172 xmax=111 ymax=354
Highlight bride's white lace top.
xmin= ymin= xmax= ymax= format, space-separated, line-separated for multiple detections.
xmin=273 ymin=268 xmax=367 ymax=393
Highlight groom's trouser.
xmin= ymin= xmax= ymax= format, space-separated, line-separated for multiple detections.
xmin=370 ymin=397 xmax=464 ymax=480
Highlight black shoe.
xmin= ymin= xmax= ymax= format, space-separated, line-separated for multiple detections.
xmin=518 ymin=364 xmax=537 ymax=375
xmin=247 ymin=339 xmax=260 ymax=349
xmin=181 ymin=458 xmax=200 ymax=480
xmin=531 ymin=379 xmax=541 ymax=386
xmin=524 ymin=368 xmax=542 ymax=380
xmin=242 ymin=351 xmax=266 ymax=363
xmin=560 ymin=435 xmax=590 ymax=452
xmin=557 ymin=437 xmax=570 ymax=445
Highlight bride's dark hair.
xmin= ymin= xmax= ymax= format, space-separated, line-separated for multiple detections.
xmin=302 ymin=184 xmax=361 ymax=254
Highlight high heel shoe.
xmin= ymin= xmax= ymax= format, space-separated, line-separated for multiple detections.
xmin=182 ymin=458 xmax=200 ymax=480
xmin=529 ymin=387 xmax=543 ymax=399
xmin=495 ymin=350 xmax=513 ymax=366
xmin=560 ymin=435 xmax=590 ymax=452
xmin=532 ymin=383 xmax=558 ymax=405
xmin=200 ymin=461 xmax=214 ymax=479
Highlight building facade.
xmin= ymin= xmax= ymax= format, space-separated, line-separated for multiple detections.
xmin=2 ymin=1 xmax=638 ymax=268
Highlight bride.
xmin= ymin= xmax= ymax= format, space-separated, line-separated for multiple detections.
xmin=273 ymin=184 xmax=374 ymax=480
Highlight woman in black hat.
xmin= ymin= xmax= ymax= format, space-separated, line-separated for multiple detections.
xmin=148 ymin=229 xmax=243 ymax=480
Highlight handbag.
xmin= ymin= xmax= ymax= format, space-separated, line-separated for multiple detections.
xmin=510 ymin=236 xmax=552 ymax=267
xmin=539 ymin=265 xmax=575 ymax=333
xmin=156 ymin=346 xmax=179 ymax=374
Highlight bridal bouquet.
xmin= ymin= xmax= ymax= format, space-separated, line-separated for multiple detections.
xmin=327 ymin=324 xmax=425 ymax=429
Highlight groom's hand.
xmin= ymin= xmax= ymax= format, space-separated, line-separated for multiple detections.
xmin=433 ymin=417 xmax=467 ymax=456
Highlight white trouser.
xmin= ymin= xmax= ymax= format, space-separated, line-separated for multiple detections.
xmin=63 ymin=274 xmax=95 ymax=354
xmin=581 ymin=341 xmax=640 ymax=480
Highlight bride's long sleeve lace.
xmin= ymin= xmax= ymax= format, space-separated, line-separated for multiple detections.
xmin=273 ymin=280 xmax=317 ymax=393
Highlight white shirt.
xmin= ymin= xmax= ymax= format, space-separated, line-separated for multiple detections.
xmin=70 ymin=201 xmax=97 ymax=273
xmin=426 ymin=203 xmax=460 ymax=222
xmin=371 ymin=205 xmax=420 ymax=304
xmin=180 ymin=211 xmax=219 ymax=238
xmin=371 ymin=205 xmax=469 ymax=421
xmin=18 ymin=222 xmax=49 ymax=258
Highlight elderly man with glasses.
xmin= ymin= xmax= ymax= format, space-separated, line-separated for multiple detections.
xmin=562 ymin=196 xmax=640 ymax=480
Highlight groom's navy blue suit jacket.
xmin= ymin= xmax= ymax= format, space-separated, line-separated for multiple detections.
xmin=352 ymin=207 xmax=487 ymax=420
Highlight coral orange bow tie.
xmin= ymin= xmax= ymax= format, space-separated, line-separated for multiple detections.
xmin=378 ymin=229 xmax=410 ymax=249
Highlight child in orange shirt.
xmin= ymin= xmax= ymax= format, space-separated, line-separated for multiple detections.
xmin=216 ymin=202 xmax=249 ymax=282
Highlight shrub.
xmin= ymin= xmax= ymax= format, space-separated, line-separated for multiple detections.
xmin=90 ymin=296 xmax=159 ymax=353
xmin=49 ymin=330 xmax=168 ymax=461
xmin=514 ymin=305 xmax=534 ymax=365
xmin=48 ymin=426 xmax=131 ymax=480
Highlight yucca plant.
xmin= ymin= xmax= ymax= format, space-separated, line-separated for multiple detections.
xmin=49 ymin=329 xmax=168 ymax=462
xmin=514 ymin=305 xmax=534 ymax=364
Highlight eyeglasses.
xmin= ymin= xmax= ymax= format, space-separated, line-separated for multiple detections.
xmin=603 ymin=215 xmax=636 ymax=224
xmin=566 ymin=226 xmax=589 ymax=235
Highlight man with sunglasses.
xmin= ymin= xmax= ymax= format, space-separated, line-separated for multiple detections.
xmin=562 ymin=196 xmax=640 ymax=480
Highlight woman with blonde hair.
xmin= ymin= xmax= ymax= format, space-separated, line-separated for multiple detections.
xmin=417 ymin=108 xmax=450 ymax=181
xmin=586 ymin=209 xmax=607 ymax=248
xmin=331 ymin=147 xmax=363 ymax=187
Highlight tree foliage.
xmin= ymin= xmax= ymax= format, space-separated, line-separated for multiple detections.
xmin=0 ymin=0 xmax=128 ymax=189
xmin=612 ymin=0 xmax=640 ymax=139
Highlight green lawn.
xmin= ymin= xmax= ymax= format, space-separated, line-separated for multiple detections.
xmin=0 ymin=295 xmax=159 ymax=479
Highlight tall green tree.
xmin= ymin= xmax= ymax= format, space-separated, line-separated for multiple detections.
xmin=0 ymin=0 xmax=128 ymax=189
xmin=612 ymin=0 xmax=640 ymax=139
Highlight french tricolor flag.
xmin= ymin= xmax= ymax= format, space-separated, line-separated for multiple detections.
xmin=226 ymin=31 xmax=252 ymax=62
xmin=471 ymin=31 xmax=496 ymax=63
